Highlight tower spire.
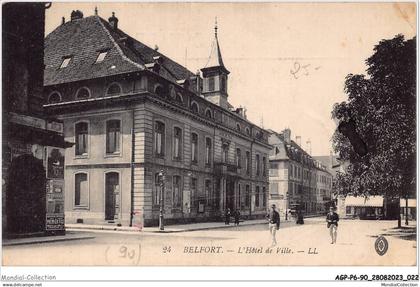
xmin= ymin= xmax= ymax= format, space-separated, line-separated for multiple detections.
xmin=94 ymin=6 xmax=98 ymax=16
xmin=214 ymin=17 xmax=218 ymax=37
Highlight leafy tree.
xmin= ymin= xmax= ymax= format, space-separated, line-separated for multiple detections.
xmin=331 ymin=35 xmax=416 ymax=226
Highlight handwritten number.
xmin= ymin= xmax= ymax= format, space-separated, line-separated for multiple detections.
xmin=163 ymin=246 xmax=172 ymax=253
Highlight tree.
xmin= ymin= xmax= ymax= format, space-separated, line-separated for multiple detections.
xmin=331 ymin=35 xmax=416 ymax=226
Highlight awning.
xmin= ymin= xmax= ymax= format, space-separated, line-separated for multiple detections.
xmin=345 ymin=196 xmax=383 ymax=207
xmin=400 ymin=199 xmax=416 ymax=208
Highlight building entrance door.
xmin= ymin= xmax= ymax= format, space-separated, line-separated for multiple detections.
xmin=226 ymin=180 xmax=235 ymax=211
xmin=105 ymin=172 xmax=119 ymax=221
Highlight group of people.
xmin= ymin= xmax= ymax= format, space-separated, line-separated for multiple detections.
xmin=224 ymin=208 xmax=241 ymax=226
xmin=267 ymin=204 xmax=340 ymax=247
xmin=223 ymin=204 xmax=340 ymax=247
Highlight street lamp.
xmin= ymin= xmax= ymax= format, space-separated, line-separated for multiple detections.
xmin=158 ymin=170 xmax=165 ymax=231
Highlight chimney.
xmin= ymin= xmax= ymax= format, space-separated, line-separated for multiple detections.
xmin=295 ymin=136 xmax=301 ymax=147
xmin=283 ymin=128 xmax=291 ymax=144
xmin=108 ymin=12 xmax=118 ymax=29
xmin=70 ymin=10 xmax=83 ymax=21
xmin=61 ymin=17 xmax=65 ymax=25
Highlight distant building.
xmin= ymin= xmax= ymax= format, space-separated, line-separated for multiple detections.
xmin=2 ymin=3 xmax=69 ymax=238
xmin=43 ymin=10 xmax=271 ymax=227
xmin=268 ymin=129 xmax=333 ymax=217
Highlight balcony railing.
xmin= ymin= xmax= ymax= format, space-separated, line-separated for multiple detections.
xmin=214 ymin=162 xmax=238 ymax=174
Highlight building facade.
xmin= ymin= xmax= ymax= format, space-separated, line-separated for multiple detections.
xmin=43 ymin=10 xmax=271 ymax=227
xmin=2 ymin=3 xmax=69 ymax=238
xmin=268 ymin=129 xmax=333 ymax=217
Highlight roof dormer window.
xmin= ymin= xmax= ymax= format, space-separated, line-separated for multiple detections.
xmin=60 ymin=56 xmax=72 ymax=68
xmin=95 ymin=51 xmax=108 ymax=63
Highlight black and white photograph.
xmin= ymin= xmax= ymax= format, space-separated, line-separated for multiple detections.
xmin=1 ymin=1 xmax=417 ymax=284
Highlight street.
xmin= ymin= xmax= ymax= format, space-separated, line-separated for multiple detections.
xmin=2 ymin=218 xmax=416 ymax=266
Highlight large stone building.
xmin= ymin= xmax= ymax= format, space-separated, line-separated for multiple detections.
xmin=268 ymin=129 xmax=333 ymax=217
xmin=43 ymin=10 xmax=271 ymax=227
xmin=2 ymin=3 xmax=68 ymax=238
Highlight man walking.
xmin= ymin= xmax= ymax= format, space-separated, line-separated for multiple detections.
xmin=267 ymin=204 xmax=280 ymax=247
xmin=326 ymin=206 xmax=339 ymax=244
xmin=225 ymin=208 xmax=231 ymax=225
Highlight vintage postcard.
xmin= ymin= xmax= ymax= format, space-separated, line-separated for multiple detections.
xmin=1 ymin=1 xmax=417 ymax=274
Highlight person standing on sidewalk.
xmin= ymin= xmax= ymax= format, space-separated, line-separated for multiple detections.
xmin=225 ymin=208 xmax=231 ymax=225
xmin=234 ymin=209 xmax=241 ymax=226
xmin=326 ymin=206 xmax=339 ymax=244
xmin=266 ymin=204 xmax=280 ymax=247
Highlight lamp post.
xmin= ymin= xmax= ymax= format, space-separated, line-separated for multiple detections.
xmin=158 ymin=170 xmax=165 ymax=231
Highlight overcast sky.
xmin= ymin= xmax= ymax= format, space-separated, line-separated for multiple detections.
xmin=45 ymin=2 xmax=416 ymax=156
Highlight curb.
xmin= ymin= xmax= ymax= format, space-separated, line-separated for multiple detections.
xmin=3 ymin=235 xmax=95 ymax=246
xmin=145 ymin=221 xmax=267 ymax=233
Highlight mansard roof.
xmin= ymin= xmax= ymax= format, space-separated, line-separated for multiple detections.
xmin=44 ymin=15 xmax=195 ymax=86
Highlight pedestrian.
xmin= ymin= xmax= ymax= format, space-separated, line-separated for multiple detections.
xmin=296 ymin=209 xmax=304 ymax=224
xmin=266 ymin=204 xmax=280 ymax=247
xmin=225 ymin=208 xmax=231 ymax=225
xmin=234 ymin=209 xmax=241 ymax=226
xmin=326 ymin=206 xmax=339 ymax=244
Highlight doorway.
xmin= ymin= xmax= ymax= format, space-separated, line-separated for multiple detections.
xmin=226 ymin=180 xmax=235 ymax=211
xmin=105 ymin=172 xmax=120 ymax=221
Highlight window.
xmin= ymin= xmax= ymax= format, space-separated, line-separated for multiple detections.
xmin=262 ymin=187 xmax=266 ymax=207
xmin=154 ymin=173 xmax=161 ymax=206
xmin=236 ymin=148 xmax=241 ymax=168
xmin=221 ymin=76 xmax=226 ymax=92
xmin=154 ymin=121 xmax=165 ymax=156
xmin=60 ymin=56 xmax=71 ymax=68
xmin=205 ymin=180 xmax=212 ymax=205
xmin=222 ymin=144 xmax=229 ymax=163
xmin=255 ymin=186 xmax=260 ymax=207
xmin=205 ymin=138 xmax=212 ymax=165
xmin=208 ymin=77 xmax=215 ymax=91
xmin=256 ymin=154 xmax=260 ymax=176
xmin=191 ymin=133 xmax=198 ymax=163
xmin=74 ymin=173 xmax=88 ymax=206
xmin=205 ymin=109 xmax=212 ymax=119
xmin=262 ymin=157 xmax=266 ymax=176
xmin=106 ymin=83 xmax=122 ymax=95
xmin=106 ymin=120 xmax=120 ymax=154
xmin=191 ymin=102 xmax=199 ymax=113
xmin=154 ymin=85 xmax=164 ymax=97
xmin=245 ymin=185 xmax=250 ymax=207
xmin=75 ymin=122 xmax=88 ymax=156
xmin=95 ymin=51 xmax=107 ymax=63
xmin=236 ymin=123 xmax=241 ymax=132
xmin=245 ymin=151 xmax=250 ymax=174
xmin=190 ymin=178 xmax=197 ymax=207
xmin=172 ymin=176 xmax=181 ymax=207
xmin=76 ymin=87 xmax=90 ymax=99
xmin=238 ymin=184 xmax=242 ymax=207
xmin=173 ymin=127 xmax=182 ymax=160
xmin=48 ymin=92 xmax=61 ymax=104
xmin=176 ymin=93 xmax=183 ymax=103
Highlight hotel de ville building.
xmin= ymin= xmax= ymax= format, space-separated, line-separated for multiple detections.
xmin=43 ymin=10 xmax=271 ymax=227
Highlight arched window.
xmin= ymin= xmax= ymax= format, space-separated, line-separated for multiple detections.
xmin=106 ymin=120 xmax=121 ymax=154
xmin=154 ymin=121 xmax=165 ymax=156
xmin=175 ymin=93 xmax=183 ymax=103
xmin=205 ymin=108 xmax=212 ymax=119
xmin=191 ymin=133 xmax=198 ymax=163
xmin=205 ymin=138 xmax=212 ymax=165
xmin=48 ymin=92 xmax=61 ymax=104
xmin=75 ymin=122 xmax=89 ymax=156
xmin=236 ymin=123 xmax=241 ymax=132
xmin=76 ymin=87 xmax=91 ymax=100
xmin=245 ymin=127 xmax=251 ymax=135
xmin=173 ymin=127 xmax=182 ymax=160
xmin=191 ymin=101 xmax=199 ymax=113
xmin=154 ymin=84 xmax=164 ymax=97
xmin=106 ymin=83 xmax=122 ymax=95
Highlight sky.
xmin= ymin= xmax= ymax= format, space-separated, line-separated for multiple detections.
xmin=45 ymin=2 xmax=416 ymax=156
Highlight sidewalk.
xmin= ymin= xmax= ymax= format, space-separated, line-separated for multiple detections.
xmin=66 ymin=219 xmax=269 ymax=234
xmin=3 ymin=232 xmax=95 ymax=246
